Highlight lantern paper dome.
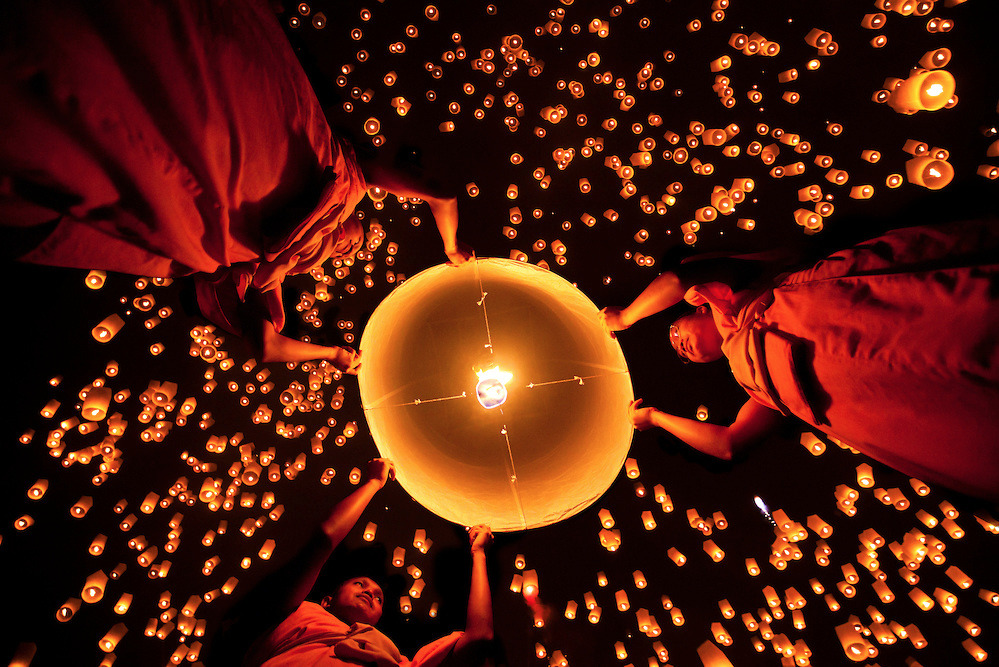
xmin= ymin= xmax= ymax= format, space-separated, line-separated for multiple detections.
xmin=359 ymin=258 xmax=634 ymax=531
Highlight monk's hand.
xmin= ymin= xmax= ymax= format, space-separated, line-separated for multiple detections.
xmin=366 ymin=458 xmax=395 ymax=489
xmin=629 ymin=399 xmax=659 ymax=431
xmin=468 ymin=525 xmax=493 ymax=554
xmin=328 ymin=346 xmax=362 ymax=375
xmin=599 ymin=307 xmax=630 ymax=339
xmin=445 ymin=240 xmax=475 ymax=266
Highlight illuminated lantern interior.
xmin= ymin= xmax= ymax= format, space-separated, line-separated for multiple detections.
xmin=359 ymin=259 xmax=633 ymax=530
xmin=3 ymin=1 xmax=998 ymax=665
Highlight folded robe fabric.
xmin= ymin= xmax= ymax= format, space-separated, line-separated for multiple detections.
xmin=0 ymin=0 xmax=366 ymax=333
xmin=244 ymin=601 xmax=463 ymax=667
xmin=684 ymin=219 xmax=999 ymax=500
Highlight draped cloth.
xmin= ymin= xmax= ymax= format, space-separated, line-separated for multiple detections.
xmin=0 ymin=0 xmax=367 ymax=333
xmin=684 ymin=219 xmax=999 ymax=500
xmin=244 ymin=602 xmax=463 ymax=667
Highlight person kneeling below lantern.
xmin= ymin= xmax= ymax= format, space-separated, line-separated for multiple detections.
xmin=208 ymin=459 xmax=497 ymax=667
xmin=601 ymin=218 xmax=999 ymax=501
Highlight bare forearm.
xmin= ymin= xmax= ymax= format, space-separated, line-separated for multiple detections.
xmin=646 ymin=400 xmax=781 ymax=460
xmin=621 ymin=257 xmax=768 ymax=327
xmin=651 ymin=410 xmax=735 ymax=460
xmin=320 ymin=479 xmax=382 ymax=546
xmin=429 ymin=196 xmax=460 ymax=251
xmin=260 ymin=327 xmax=335 ymax=364
xmin=463 ymin=550 xmax=493 ymax=641
xmin=266 ymin=479 xmax=382 ymax=620
xmin=623 ymin=271 xmax=685 ymax=326
xmin=361 ymin=159 xmax=457 ymax=248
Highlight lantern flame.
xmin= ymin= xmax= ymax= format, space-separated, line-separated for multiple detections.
xmin=475 ymin=366 xmax=513 ymax=409
xmin=753 ymin=495 xmax=769 ymax=513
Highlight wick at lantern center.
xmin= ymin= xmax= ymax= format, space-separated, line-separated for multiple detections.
xmin=475 ymin=366 xmax=512 ymax=409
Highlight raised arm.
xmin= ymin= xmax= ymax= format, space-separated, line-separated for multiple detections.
xmin=601 ymin=271 xmax=686 ymax=335
xmin=261 ymin=459 xmax=394 ymax=622
xmin=258 ymin=320 xmax=361 ymax=373
xmin=630 ymin=398 xmax=783 ymax=460
xmin=601 ymin=257 xmax=764 ymax=335
xmin=286 ymin=459 xmax=395 ymax=611
xmin=358 ymin=155 xmax=473 ymax=266
xmin=235 ymin=286 xmax=362 ymax=370
xmin=445 ymin=525 xmax=495 ymax=666
xmin=209 ymin=459 xmax=395 ymax=666
xmin=463 ymin=526 xmax=494 ymax=641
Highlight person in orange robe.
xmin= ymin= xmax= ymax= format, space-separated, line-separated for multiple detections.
xmin=601 ymin=219 xmax=999 ymax=500
xmin=0 ymin=0 xmax=472 ymax=370
xmin=209 ymin=459 xmax=496 ymax=667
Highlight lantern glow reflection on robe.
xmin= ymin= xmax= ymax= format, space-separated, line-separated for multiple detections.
xmin=359 ymin=259 xmax=633 ymax=531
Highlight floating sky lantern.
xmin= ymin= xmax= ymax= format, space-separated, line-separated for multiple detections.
xmin=887 ymin=69 xmax=956 ymax=114
xmin=359 ymin=259 xmax=633 ymax=530
xmin=905 ymin=156 xmax=954 ymax=190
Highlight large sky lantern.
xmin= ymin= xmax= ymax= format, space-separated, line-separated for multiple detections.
xmin=6 ymin=0 xmax=999 ymax=663
xmin=359 ymin=258 xmax=634 ymax=530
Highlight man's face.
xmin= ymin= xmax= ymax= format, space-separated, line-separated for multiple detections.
xmin=669 ymin=308 xmax=724 ymax=363
xmin=322 ymin=577 xmax=384 ymax=625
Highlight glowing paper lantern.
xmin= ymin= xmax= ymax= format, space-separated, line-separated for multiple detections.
xmin=91 ymin=314 xmax=125 ymax=342
xmin=99 ymin=622 xmax=127 ymax=652
xmin=888 ymin=69 xmax=956 ymax=113
xmin=906 ymin=156 xmax=954 ymax=190
xmin=359 ymin=259 xmax=633 ymax=530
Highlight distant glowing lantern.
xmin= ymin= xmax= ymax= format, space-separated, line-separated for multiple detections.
xmin=82 ymin=571 xmax=109 ymax=603
xmin=704 ymin=540 xmax=725 ymax=562
xmin=92 ymin=314 xmax=125 ymax=342
xmin=959 ymin=616 xmax=982 ymax=636
xmin=521 ymin=569 xmax=539 ymax=598
xmin=906 ymin=157 xmax=954 ymax=190
xmin=963 ymin=638 xmax=988 ymax=662
xmin=98 ymin=623 xmax=127 ymax=653
xmin=888 ymin=69 xmax=956 ymax=113
xmin=599 ymin=528 xmax=622 ymax=551
xmin=56 ymin=598 xmax=81 ymax=622
xmin=835 ymin=622 xmax=876 ymax=661
xmin=85 ymin=270 xmax=107 ymax=289
xmin=359 ymin=259 xmax=633 ymax=531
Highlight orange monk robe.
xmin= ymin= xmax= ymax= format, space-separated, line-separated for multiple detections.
xmin=685 ymin=220 xmax=999 ymax=500
xmin=244 ymin=602 xmax=463 ymax=667
xmin=1 ymin=0 xmax=366 ymax=333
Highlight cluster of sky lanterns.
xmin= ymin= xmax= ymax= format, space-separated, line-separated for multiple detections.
xmin=7 ymin=0 xmax=999 ymax=664
xmin=21 ymin=268 xmax=996 ymax=663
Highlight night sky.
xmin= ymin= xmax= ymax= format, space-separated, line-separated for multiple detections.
xmin=4 ymin=1 xmax=999 ymax=665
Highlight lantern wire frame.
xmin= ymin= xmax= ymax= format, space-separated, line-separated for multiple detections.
xmin=359 ymin=258 xmax=634 ymax=531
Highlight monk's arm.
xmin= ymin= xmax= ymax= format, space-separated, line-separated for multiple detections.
xmin=631 ymin=398 xmax=783 ymax=460
xmin=359 ymin=157 xmax=471 ymax=265
xmin=462 ymin=526 xmax=494 ymax=642
xmin=236 ymin=287 xmax=360 ymax=369
xmin=442 ymin=525 xmax=495 ymax=666
xmin=258 ymin=321 xmax=360 ymax=373
xmin=601 ymin=271 xmax=686 ymax=332
xmin=208 ymin=460 xmax=394 ymax=665
xmin=247 ymin=460 xmax=392 ymax=624
xmin=601 ymin=258 xmax=764 ymax=333
xmin=278 ymin=459 xmax=394 ymax=616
